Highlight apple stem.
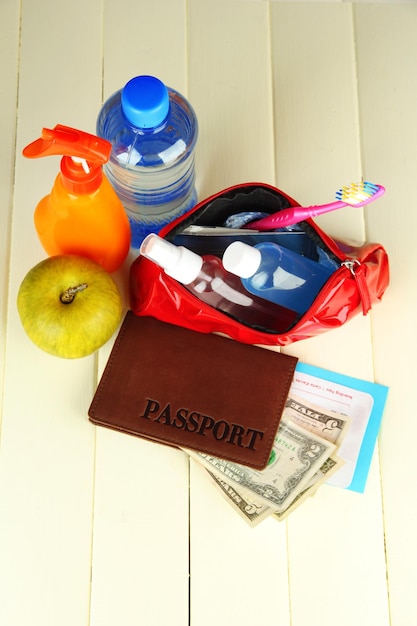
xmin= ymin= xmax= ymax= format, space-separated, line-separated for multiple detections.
xmin=60 ymin=283 xmax=88 ymax=304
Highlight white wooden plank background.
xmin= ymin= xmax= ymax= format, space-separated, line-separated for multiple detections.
xmin=0 ymin=2 xmax=416 ymax=626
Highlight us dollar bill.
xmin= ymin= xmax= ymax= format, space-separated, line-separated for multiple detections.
xmin=285 ymin=394 xmax=351 ymax=445
xmin=205 ymin=471 xmax=272 ymax=527
xmin=188 ymin=395 xmax=350 ymax=524
xmin=207 ymin=453 xmax=344 ymax=525
xmin=188 ymin=415 xmax=336 ymax=513
xmin=273 ymin=453 xmax=344 ymax=521
xmin=267 ymin=395 xmax=349 ymax=518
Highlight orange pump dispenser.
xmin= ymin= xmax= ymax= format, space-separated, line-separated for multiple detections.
xmin=23 ymin=125 xmax=131 ymax=272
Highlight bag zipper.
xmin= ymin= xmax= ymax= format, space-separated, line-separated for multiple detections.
xmin=341 ymin=259 xmax=371 ymax=315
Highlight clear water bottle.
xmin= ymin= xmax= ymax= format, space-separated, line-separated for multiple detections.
xmin=139 ymin=234 xmax=298 ymax=333
xmin=97 ymin=75 xmax=198 ymax=248
xmin=223 ymin=240 xmax=335 ymax=316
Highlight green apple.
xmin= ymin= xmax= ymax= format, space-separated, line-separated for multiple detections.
xmin=17 ymin=255 xmax=123 ymax=358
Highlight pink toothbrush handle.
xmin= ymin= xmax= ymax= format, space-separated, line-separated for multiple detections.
xmin=247 ymin=200 xmax=346 ymax=230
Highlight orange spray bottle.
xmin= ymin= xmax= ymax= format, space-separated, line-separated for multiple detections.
xmin=23 ymin=124 xmax=131 ymax=272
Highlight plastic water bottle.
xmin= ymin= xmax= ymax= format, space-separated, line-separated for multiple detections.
xmin=97 ymin=75 xmax=198 ymax=248
xmin=139 ymin=234 xmax=298 ymax=333
xmin=223 ymin=241 xmax=335 ymax=316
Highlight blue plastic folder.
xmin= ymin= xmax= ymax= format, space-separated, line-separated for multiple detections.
xmin=292 ymin=362 xmax=389 ymax=493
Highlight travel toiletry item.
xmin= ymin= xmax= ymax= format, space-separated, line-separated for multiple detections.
xmin=88 ymin=312 xmax=298 ymax=470
xmin=139 ymin=234 xmax=298 ymax=333
xmin=97 ymin=75 xmax=198 ymax=248
xmin=23 ymin=125 xmax=131 ymax=273
xmin=170 ymin=225 xmax=319 ymax=260
xmin=129 ymin=183 xmax=389 ymax=347
xmin=222 ymin=240 xmax=336 ymax=316
xmin=242 ymin=181 xmax=385 ymax=230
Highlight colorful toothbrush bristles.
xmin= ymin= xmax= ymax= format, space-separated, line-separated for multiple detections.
xmin=335 ymin=181 xmax=384 ymax=206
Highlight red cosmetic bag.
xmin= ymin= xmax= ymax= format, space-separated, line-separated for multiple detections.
xmin=129 ymin=183 xmax=389 ymax=347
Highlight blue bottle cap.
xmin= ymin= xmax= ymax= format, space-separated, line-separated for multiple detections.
xmin=121 ymin=76 xmax=170 ymax=129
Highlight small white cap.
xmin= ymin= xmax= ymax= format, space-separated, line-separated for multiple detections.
xmin=222 ymin=241 xmax=262 ymax=278
xmin=140 ymin=234 xmax=203 ymax=284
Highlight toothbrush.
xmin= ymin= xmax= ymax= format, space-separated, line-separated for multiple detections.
xmin=243 ymin=182 xmax=385 ymax=230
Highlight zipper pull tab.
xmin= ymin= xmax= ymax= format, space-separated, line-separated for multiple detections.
xmin=343 ymin=259 xmax=371 ymax=315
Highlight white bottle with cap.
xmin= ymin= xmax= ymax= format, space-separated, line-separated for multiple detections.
xmin=222 ymin=240 xmax=334 ymax=316
xmin=139 ymin=234 xmax=298 ymax=332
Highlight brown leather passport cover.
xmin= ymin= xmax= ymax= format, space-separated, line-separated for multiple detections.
xmin=88 ymin=312 xmax=298 ymax=470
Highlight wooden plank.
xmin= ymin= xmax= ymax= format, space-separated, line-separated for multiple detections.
xmin=190 ymin=459 xmax=291 ymax=625
xmin=102 ymin=0 xmax=188 ymax=99
xmin=188 ymin=0 xmax=276 ymax=201
xmin=89 ymin=2 xmax=191 ymax=625
xmin=188 ymin=2 xmax=291 ymax=625
xmin=90 ymin=431 xmax=190 ymax=626
xmin=271 ymin=5 xmax=390 ymax=626
xmin=0 ymin=0 xmax=20 ymax=407
xmin=272 ymin=2 xmax=365 ymax=241
xmin=354 ymin=4 xmax=417 ymax=625
xmin=0 ymin=1 xmax=102 ymax=625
